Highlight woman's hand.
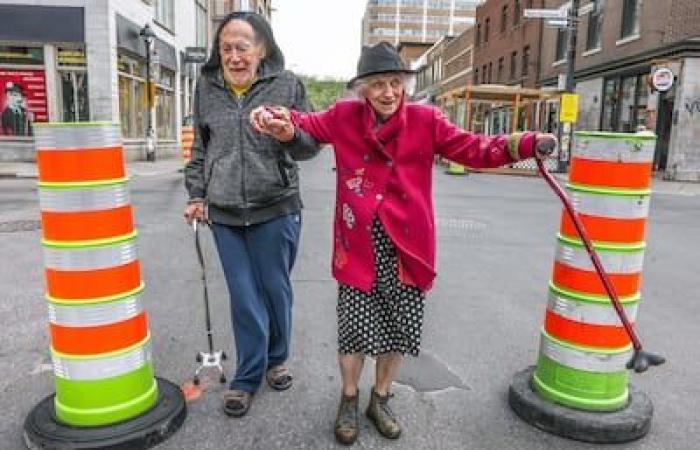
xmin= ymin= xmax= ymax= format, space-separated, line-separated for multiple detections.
xmin=184 ymin=201 xmax=206 ymax=225
xmin=250 ymin=106 xmax=296 ymax=142
xmin=535 ymin=133 xmax=558 ymax=160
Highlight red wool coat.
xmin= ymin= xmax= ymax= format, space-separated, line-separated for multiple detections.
xmin=291 ymin=98 xmax=536 ymax=293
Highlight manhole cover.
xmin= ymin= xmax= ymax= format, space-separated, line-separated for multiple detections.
xmin=0 ymin=220 xmax=41 ymax=233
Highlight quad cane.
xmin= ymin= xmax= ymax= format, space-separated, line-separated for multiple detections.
xmin=192 ymin=219 xmax=228 ymax=385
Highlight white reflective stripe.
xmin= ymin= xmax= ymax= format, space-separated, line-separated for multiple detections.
xmin=555 ymin=242 xmax=644 ymax=273
xmin=52 ymin=340 xmax=152 ymax=380
xmin=539 ymin=332 xmax=632 ymax=372
xmin=48 ymin=294 xmax=142 ymax=327
xmin=39 ymin=184 xmax=130 ymax=212
xmin=568 ymin=189 xmax=649 ymax=219
xmin=573 ymin=138 xmax=654 ymax=162
xmin=547 ymin=290 xmax=638 ymax=326
xmin=34 ymin=125 xmax=122 ymax=149
xmin=44 ymin=240 xmax=137 ymax=270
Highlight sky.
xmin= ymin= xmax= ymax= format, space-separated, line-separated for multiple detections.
xmin=271 ymin=0 xmax=367 ymax=81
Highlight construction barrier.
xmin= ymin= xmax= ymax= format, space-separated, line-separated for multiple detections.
xmin=509 ymin=131 xmax=657 ymax=444
xmin=532 ymin=131 xmax=655 ymax=412
xmin=181 ymin=125 xmax=194 ymax=164
xmin=24 ymin=122 xmax=185 ymax=449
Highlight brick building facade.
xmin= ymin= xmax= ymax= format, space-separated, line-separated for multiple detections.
xmin=540 ymin=0 xmax=700 ymax=180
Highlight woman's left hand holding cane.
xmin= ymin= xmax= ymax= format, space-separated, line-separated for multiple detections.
xmin=250 ymin=106 xmax=295 ymax=142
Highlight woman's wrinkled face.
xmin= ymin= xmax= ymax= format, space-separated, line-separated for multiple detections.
xmin=362 ymin=73 xmax=405 ymax=121
xmin=219 ymin=19 xmax=265 ymax=88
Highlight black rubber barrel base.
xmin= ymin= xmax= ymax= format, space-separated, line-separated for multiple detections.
xmin=23 ymin=377 xmax=187 ymax=450
xmin=508 ymin=366 xmax=653 ymax=444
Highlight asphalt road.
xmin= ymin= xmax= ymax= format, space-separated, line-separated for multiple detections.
xmin=1 ymin=151 xmax=698 ymax=449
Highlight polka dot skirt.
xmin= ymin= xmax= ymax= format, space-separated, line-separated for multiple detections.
xmin=337 ymin=218 xmax=426 ymax=356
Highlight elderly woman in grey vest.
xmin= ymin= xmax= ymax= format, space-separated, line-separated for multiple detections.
xmin=183 ymin=11 xmax=319 ymax=418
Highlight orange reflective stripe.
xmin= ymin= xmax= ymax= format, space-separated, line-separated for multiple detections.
xmin=45 ymin=260 xmax=142 ymax=300
xmin=544 ymin=310 xmax=631 ymax=348
xmin=569 ymin=157 xmax=652 ymax=189
xmin=37 ymin=146 xmax=126 ymax=182
xmin=49 ymin=311 xmax=148 ymax=355
xmin=560 ymin=213 xmax=647 ymax=243
xmin=552 ymin=261 xmax=641 ymax=297
xmin=41 ymin=206 xmax=134 ymax=242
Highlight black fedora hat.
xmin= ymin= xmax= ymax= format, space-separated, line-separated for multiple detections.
xmin=347 ymin=42 xmax=416 ymax=89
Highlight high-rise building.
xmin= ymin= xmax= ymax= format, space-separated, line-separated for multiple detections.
xmin=361 ymin=0 xmax=483 ymax=47
xmin=211 ymin=0 xmax=273 ymax=33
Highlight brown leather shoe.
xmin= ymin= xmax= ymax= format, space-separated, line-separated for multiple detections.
xmin=266 ymin=363 xmax=293 ymax=391
xmin=334 ymin=391 xmax=359 ymax=445
xmin=366 ymin=388 xmax=401 ymax=439
xmin=223 ymin=389 xmax=252 ymax=417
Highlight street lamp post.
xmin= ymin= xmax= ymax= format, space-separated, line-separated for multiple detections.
xmin=139 ymin=24 xmax=156 ymax=162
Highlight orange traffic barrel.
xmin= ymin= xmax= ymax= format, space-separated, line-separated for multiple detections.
xmin=25 ymin=123 xmax=186 ymax=449
xmin=181 ymin=126 xmax=194 ymax=164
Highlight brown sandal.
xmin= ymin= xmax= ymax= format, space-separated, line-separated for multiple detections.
xmin=223 ymin=389 xmax=252 ymax=417
xmin=266 ymin=364 xmax=293 ymax=391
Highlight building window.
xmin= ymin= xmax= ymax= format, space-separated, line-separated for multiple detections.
xmin=57 ymin=47 xmax=89 ymax=122
xmin=240 ymin=0 xmax=251 ymax=10
xmin=488 ymin=62 xmax=493 ymax=83
xmin=0 ymin=45 xmax=47 ymax=136
xmin=476 ymin=24 xmax=481 ymax=47
xmin=497 ymin=57 xmax=504 ymax=82
xmin=586 ymin=0 xmax=603 ymax=50
xmin=155 ymin=68 xmax=176 ymax=140
xmin=484 ymin=18 xmax=490 ymax=43
xmin=501 ymin=5 xmax=508 ymax=33
xmin=474 ymin=68 xmax=479 ymax=84
xmin=118 ymin=53 xmax=147 ymax=139
xmin=510 ymin=51 xmax=517 ymax=80
xmin=521 ymin=46 xmax=530 ymax=77
xmin=555 ymin=27 xmax=567 ymax=61
xmin=155 ymin=0 xmax=175 ymax=31
xmin=601 ymin=74 xmax=649 ymax=132
xmin=621 ymin=0 xmax=642 ymax=38
xmin=196 ymin=0 xmax=208 ymax=47
xmin=514 ymin=0 xmax=521 ymax=26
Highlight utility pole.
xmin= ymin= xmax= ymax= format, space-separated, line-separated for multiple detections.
xmin=559 ymin=0 xmax=580 ymax=172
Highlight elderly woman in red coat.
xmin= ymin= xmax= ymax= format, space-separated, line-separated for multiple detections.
xmin=251 ymin=42 xmax=556 ymax=446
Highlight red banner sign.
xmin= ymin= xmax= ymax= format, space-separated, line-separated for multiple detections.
xmin=0 ymin=68 xmax=47 ymax=136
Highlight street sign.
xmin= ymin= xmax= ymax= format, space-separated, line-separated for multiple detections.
xmin=523 ymin=8 xmax=568 ymax=19
xmin=546 ymin=19 xmax=569 ymax=27
xmin=651 ymin=67 xmax=674 ymax=92
xmin=560 ymin=93 xmax=579 ymax=123
xmin=184 ymin=47 xmax=207 ymax=64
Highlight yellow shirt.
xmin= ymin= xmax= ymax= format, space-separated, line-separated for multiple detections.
xmin=226 ymin=79 xmax=255 ymax=97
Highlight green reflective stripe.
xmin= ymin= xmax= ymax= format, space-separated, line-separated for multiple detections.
xmin=549 ymin=282 xmax=640 ymax=305
xmin=47 ymin=283 xmax=145 ymax=306
xmin=38 ymin=177 xmax=130 ymax=190
xmin=508 ymin=133 xmax=523 ymax=161
xmin=34 ymin=121 xmax=118 ymax=127
xmin=54 ymin=365 xmax=157 ymax=426
xmin=566 ymin=182 xmax=651 ymax=197
xmin=575 ymin=130 xmax=656 ymax=141
xmin=42 ymin=230 xmax=138 ymax=249
xmin=533 ymin=353 xmax=629 ymax=412
xmin=556 ymin=233 xmax=645 ymax=252
xmin=38 ymin=178 xmax=128 ymax=190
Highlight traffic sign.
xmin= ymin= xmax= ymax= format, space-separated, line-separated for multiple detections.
xmin=523 ymin=8 xmax=568 ymax=19
xmin=560 ymin=93 xmax=579 ymax=123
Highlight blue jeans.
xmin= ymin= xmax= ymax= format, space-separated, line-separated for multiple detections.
xmin=211 ymin=212 xmax=301 ymax=392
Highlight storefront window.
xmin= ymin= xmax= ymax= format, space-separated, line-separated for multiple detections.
xmin=601 ymin=74 xmax=649 ymax=132
xmin=156 ymin=68 xmax=176 ymax=140
xmin=118 ymin=53 xmax=147 ymax=138
xmin=0 ymin=46 xmax=46 ymax=136
xmin=57 ymin=47 xmax=89 ymax=122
